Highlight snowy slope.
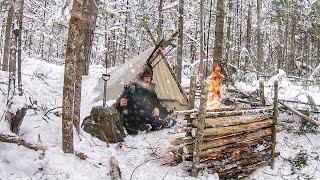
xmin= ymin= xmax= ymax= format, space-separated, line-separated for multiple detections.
xmin=0 ymin=58 xmax=217 ymax=180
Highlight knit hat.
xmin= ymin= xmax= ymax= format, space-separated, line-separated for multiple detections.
xmin=139 ymin=64 xmax=153 ymax=79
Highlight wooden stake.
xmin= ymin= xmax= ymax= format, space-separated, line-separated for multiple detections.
xmin=189 ymin=75 xmax=196 ymax=110
xmin=110 ymin=156 xmax=121 ymax=180
xmin=191 ymin=80 xmax=208 ymax=177
xmin=259 ymin=80 xmax=266 ymax=106
xmin=271 ymin=80 xmax=279 ymax=169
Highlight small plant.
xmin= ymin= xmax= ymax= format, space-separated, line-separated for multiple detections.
xmin=288 ymin=150 xmax=308 ymax=172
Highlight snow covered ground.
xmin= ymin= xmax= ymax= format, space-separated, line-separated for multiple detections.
xmin=0 ymin=57 xmax=320 ymax=180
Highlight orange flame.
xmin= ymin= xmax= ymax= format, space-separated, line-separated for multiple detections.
xmin=208 ymin=64 xmax=225 ymax=109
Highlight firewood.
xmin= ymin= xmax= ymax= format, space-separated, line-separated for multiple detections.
xmin=0 ymin=134 xmax=47 ymax=151
xmin=191 ymin=119 xmax=273 ymax=137
xmin=190 ymin=107 xmax=273 ymax=119
xmin=110 ymin=156 xmax=121 ymax=180
xmin=184 ymin=127 xmax=281 ymax=152
xmin=192 ymin=114 xmax=273 ymax=128
xmin=271 ymin=80 xmax=279 ymax=169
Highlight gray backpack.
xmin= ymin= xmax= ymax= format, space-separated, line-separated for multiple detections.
xmin=81 ymin=106 xmax=125 ymax=143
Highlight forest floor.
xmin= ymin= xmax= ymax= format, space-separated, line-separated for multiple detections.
xmin=0 ymin=57 xmax=320 ymax=180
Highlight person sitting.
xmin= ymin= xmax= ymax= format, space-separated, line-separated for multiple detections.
xmin=116 ymin=64 xmax=176 ymax=135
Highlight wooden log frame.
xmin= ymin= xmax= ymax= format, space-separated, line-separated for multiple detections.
xmin=184 ymin=126 xmax=281 ymax=153
xmin=192 ymin=114 xmax=273 ymax=128
xmin=190 ymin=107 xmax=273 ymax=119
xmin=191 ymin=119 xmax=274 ymax=137
xmin=191 ymin=81 xmax=208 ymax=177
xmin=184 ymin=140 xmax=271 ymax=163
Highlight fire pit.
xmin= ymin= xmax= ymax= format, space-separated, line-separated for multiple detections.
xmin=172 ymin=72 xmax=280 ymax=179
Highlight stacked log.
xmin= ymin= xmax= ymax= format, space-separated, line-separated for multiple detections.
xmin=172 ymin=108 xmax=280 ymax=180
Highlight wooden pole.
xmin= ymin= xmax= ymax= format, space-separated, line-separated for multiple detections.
xmin=191 ymin=80 xmax=208 ymax=177
xmin=259 ymin=80 xmax=266 ymax=106
xmin=279 ymin=101 xmax=319 ymax=126
xmin=189 ymin=75 xmax=196 ymax=109
xmin=271 ymin=80 xmax=279 ymax=169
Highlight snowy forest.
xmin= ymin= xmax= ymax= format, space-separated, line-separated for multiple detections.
xmin=0 ymin=0 xmax=320 ymax=179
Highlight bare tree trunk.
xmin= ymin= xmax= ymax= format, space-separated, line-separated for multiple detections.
xmin=256 ymin=0 xmax=263 ymax=72
xmin=16 ymin=0 xmax=24 ymax=96
xmin=199 ymin=0 xmax=205 ymax=78
xmin=40 ymin=0 xmax=47 ymax=59
xmin=245 ymin=0 xmax=252 ymax=68
xmin=175 ymin=0 xmax=184 ymax=83
xmin=62 ymin=0 xmax=89 ymax=153
xmin=212 ymin=0 xmax=225 ymax=68
xmin=2 ymin=4 xmax=14 ymax=71
xmin=289 ymin=16 xmax=296 ymax=75
xmin=225 ymin=0 xmax=233 ymax=65
xmin=157 ymin=0 xmax=164 ymax=41
xmin=83 ymin=0 xmax=100 ymax=76
xmin=122 ymin=0 xmax=129 ymax=62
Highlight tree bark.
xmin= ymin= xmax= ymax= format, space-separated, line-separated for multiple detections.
xmin=2 ymin=3 xmax=14 ymax=71
xmin=199 ymin=0 xmax=205 ymax=78
xmin=16 ymin=0 xmax=24 ymax=96
xmin=256 ymin=0 xmax=263 ymax=72
xmin=157 ymin=0 xmax=164 ymax=41
xmin=212 ymin=0 xmax=225 ymax=68
xmin=245 ymin=0 xmax=252 ymax=67
xmin=175 ymin=0 xmax=184 ymax=83
xmin=62 ymin=0 xmax=90 ymax=153
xmin=83 ymin=0 xmax=100 ymax=75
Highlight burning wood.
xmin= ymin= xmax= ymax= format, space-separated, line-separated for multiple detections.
xmin=207 ymin=64 xmax=225 ymax=110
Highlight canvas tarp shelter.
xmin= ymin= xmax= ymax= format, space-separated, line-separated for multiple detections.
xmin=94 ymin=47 xmax=189 ymax=110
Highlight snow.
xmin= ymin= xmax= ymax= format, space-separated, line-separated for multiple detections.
xmin=0 ymin=57 xmax=217 ymax=180
xmin=1 ymin=57 xmax=320 ymax=179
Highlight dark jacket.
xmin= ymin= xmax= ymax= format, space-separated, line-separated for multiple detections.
xmin=116 ymin=82 xmax=169 ymax=134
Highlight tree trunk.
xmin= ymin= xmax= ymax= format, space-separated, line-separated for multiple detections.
xmin=157 ymin=0 xmax=164 ymax=41
xmin=16 ymin=0 xmax=24 ymax=96
xmin=225 ymin=0 xmax=233 ymax=65
xmin=2 ymin=4 xmax=14 ymax=71
xmin=256 ymin=0 xmax=263 ymax=73
xmin=83 ymin=0 xmax=100 ymax=76
xmin=212 ymin=0 xmax=225 ymax=68
xmin=175 ymin=0 xmax=184 ymax=83
xmin=199 ymin=0 xmax=205 ymax=78
xmin=62 ymin=0 xmax=89 ymax=153
xmin=245 ymin=0 xmax=252 ymax=67
xmin=289 ymin=16 xmax=296 ymax=75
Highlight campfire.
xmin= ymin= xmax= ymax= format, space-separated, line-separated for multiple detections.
xmin=208 ymin=64 xmax=225 ymax=110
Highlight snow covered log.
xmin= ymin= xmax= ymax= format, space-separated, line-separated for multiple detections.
xmin=110 ymin=156 xmax=121 ymax=180
xmin=190 ymin=107 xmax=273 ymax=118
xmin=0 ymin=134 xmax=46 ymax=151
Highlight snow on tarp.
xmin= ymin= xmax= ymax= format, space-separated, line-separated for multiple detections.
xmin=93 ymin=47 xmax=188 ymax=107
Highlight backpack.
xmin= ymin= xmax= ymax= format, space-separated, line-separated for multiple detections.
xmin=81 ymin=106 xmax=126 ymax=143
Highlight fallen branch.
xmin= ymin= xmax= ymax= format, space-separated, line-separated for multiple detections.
xmin=0 ymin=134 xmax=46 ymax=151
xmin=279 ymin=102 xmax=319 ymax=127
xmin=110 ymin=156 xmax=121 ymax=180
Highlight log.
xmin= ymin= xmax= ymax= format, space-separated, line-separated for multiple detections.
xmin=280 ymin=101 xmax=319 ymax=127
xmin=192 ymin=114 xmax=273 ymax=128
xmin=170 ymin=137 xmax=193 ymax=146
xmin=190 ymin=107 xmax=273 ymax=119
xmin=191 ymin=119 xmax=274 ymax=137
xmin=183 ymin=138 xmax=271 ymax=162
xmin=198 ymin=137 xmax=271 ymax=159
xmin=184 ymin=127 xmax=281 ymax=152
xmin=0 ymin=134 xmax=46 ymax=151
xmin=217 ymin=161 xmax=269 ymax=180
xmin=110 ymin=156 xmax=121 ymax=180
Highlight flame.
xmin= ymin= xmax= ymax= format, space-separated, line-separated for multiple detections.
xmin=208 ymin=64 xmax=225 ymax=109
